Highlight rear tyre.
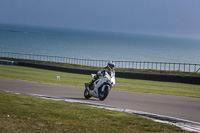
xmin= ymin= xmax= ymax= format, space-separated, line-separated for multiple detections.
xmin=84 ymin=89 xmax=91 ymax=99
xmin=99 ymin=86 xmax=109 ymax=101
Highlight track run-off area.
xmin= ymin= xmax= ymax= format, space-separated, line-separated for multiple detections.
xmin=0 ymin=77 xmax=200 ymax=132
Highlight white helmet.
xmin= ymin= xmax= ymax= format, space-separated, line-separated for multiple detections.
xmin=107 ymin=62 xmax=115 ymax=70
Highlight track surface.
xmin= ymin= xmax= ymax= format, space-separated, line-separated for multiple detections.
xmin=1 ymin=77 xmax=200 ymax=123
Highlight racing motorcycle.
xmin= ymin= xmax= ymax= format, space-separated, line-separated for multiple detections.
xmin=84 ymin=71 xmax=115 ymax=101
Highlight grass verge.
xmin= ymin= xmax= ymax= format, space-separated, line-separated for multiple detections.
xmin=0 ymin=91 xmax=191 ymax=132
xmin=1 ymin=57 xmax=200 ymax=76
xmin=0 ymin=64 xmax=200 ymax=98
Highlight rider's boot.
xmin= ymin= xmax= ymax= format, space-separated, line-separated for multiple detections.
xmin=85 ymin=82 xmax=89 ymax=90
xmin=88 ymin=80 xmax=95 ymax=90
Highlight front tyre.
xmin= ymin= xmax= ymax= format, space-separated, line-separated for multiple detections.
xmin=84 ymin=89 xmax=91 ymax=99
xmin=99 ymin=86 xmax=109 ymax=101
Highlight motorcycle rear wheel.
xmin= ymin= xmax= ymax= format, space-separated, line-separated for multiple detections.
xmin=84 ymin=89 xmax=91 ymax=99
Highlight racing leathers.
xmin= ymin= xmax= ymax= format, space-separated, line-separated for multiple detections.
xmin=88 ymin=66 xmax=115 ymax=89
xmin=97 ymin=66 xmax=115 ymax=78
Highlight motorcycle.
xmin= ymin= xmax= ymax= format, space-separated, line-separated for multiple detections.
xmin=84 ymin=71 xmax=115 ymax=101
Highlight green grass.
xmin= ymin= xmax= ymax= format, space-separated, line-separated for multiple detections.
xmin=0 ymin=91 xmax=191 ymax=132
xmin=116 ymin=78 xmax=200 ymax=97
xmin=0 ymin=64 xmax=90 ymax=86
xmin=0 ymin=64 xmax=200 ymax=98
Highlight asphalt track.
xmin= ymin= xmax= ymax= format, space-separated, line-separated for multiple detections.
xmin=1 ymin=77 xmax=200 ymax=123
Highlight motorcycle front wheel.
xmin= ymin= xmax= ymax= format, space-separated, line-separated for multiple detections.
xmin=99 ymin=87 xmax=109 ymax=101
xmin=84 ymin=88 xmax=91 ymax=99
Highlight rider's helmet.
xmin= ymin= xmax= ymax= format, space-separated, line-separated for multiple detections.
xmin=107 ymin=62 xmax=115 ymax=70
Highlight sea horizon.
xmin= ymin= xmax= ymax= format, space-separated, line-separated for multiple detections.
xmin=1 ymin=23 xmax=200 ymax=64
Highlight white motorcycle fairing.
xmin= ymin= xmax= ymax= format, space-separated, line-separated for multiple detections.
xmin=84 ymin=72 xmax=115 ymax=101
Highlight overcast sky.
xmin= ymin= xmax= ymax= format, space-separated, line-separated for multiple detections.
xmin=0 ymin=0 xmax=200 ymax=38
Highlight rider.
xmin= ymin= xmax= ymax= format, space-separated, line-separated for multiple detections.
xmin=88 ymin=62 xmax=115 ymax=89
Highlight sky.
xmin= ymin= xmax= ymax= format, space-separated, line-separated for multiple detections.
xmin=0 ymin=0 xmax=200 ymax=38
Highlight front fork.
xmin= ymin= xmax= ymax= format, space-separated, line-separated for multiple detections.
xmin=101 ymin=85 xmax=111 ymax=92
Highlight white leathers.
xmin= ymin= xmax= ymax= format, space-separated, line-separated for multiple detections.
xmin=97 ymin=67 xmax=115 ymax=78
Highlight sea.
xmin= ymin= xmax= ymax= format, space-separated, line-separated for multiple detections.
xmin=0 ymin=23 xmax=200 ymax=64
